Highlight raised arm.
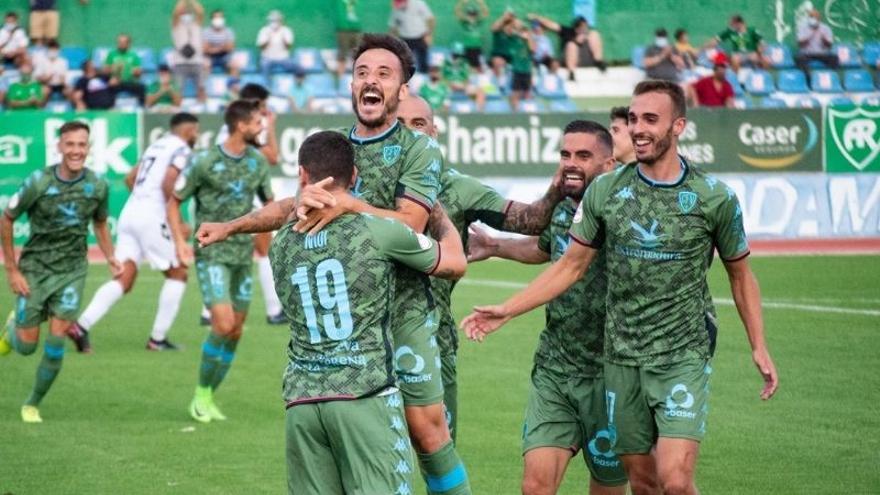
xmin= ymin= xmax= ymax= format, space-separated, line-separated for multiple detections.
xmin=196 ymin=197 xmax=296 ymax=247
xmin=526 ymin=13 xmax=561 ymax=33
xmin=467 ymin=226 xmax=549 ymax=264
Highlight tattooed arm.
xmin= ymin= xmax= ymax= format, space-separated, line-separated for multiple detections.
xmin=427 ymin=202 xmax=467 ymax=280
xmin=196 ymin=197 xmax=296 ymax=247
xmin=499 ymin=176 xmax=564 ymax=235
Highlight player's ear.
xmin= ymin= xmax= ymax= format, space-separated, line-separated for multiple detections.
xmin=298 ymin=166 xmax=308 ymax=190
xmin=398 ymin=82 xmax=409 ymax=101
xmin=672 ymin=116 xmax=687 ymax=137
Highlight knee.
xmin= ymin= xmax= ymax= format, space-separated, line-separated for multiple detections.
xmin=212 ymin=317 xmax=235 ymax=335
xmin=16 ymin=339 xmax=39 ymax=356
xmin=521 ymin=475 xmax=553 ymax=495
xmin=660 ymin=474 xmax=693 ymax=495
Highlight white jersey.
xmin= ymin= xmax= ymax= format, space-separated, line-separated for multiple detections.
xmin=127 ymin=133 xmax=191 ymax=210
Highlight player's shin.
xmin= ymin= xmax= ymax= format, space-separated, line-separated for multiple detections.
xmin=77 ymin=280 xmax=125 ymax=331
xmin=150 ymin=279 xmax=186 ymax=342
xmin=25 ymin=334 xmax=65 ymax=406
xmin=417 ymin=440 xmax=472 ymax=495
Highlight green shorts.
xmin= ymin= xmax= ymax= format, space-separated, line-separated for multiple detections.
xmin=195 ymin=260 xmax=253 ymax=313
xmin=441 ymin=351 xmax=458 ymax=440
xmin=285 ymin=389 xmax=414 ymax=495
xmin=15 ymin=268 xmax=87 ymax=328
xmin=393 ymin=306 xmax=444 ymax=406
xmin=522 ymin=366 xmax=628 ymax=487
xmin=604 ymin=358 xmax=711 ymax=455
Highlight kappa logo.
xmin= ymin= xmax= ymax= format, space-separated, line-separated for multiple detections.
xmin=383 ymin=145 xmax=401 ymax=165
xmin=0 ymin=135 xmax=28 ymax=164
xmin=228 ymin=180 xmax=245 ymax=199
xmin=828 ymin=107 xmax=880 ymax=171
xmin=678 ymin=191 xmax=698 ymax=214
xmin=630 ymin=220 xmax=667 ymax=249
xmin=57 ymin=202 xmax=79 ymax=225
xmin=615 ymin=186 xmax=634 ymax=200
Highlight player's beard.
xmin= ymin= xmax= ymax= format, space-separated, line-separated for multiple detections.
xmin=244 ymin=132 xmax=261 ymax=148
xmin=634 ymin=125 xmax=674 ymax=165
xmin=352 ymin=84 xmax=400 ymax=130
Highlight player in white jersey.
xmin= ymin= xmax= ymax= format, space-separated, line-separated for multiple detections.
xmin=67 ymin=113 xmax=200 ymax=353
xmin=200 ymin=83 xmax=286 ymax=326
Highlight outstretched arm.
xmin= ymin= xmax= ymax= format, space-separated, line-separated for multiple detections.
xmin=93 ymin=218 xmax=122 ymax=277
xmin=467 ymin=225 xmax=549 ymax=264
xmin=197 ymin=197 xmax=296 ymax=247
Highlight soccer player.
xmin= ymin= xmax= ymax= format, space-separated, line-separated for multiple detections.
xmin=609 ymin=106 xmax=635 ymax=165
xmin=0 ymin=121 xmax=121 ymax=423
xmin=197 ymin=130 xmax=467 ymax=494
xmin=167 ymin=99 xmax=274 ymax=423
xmin=397 ymin=95 xmax=564 ymax=440
xmin=466 ymin=120 xmax=627 ymax=495
xmin=67 ymin=113 xmax=200 ymax=352
xmin=461 ymin=80 xmax=779 ymax=495
xmin=204 ymin=82 xmax=285 ymax=326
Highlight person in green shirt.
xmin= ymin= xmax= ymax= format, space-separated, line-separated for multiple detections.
xmin=334 ymin=0 xmax=362 ymax=78
xmin=145 ymin=64 xmax=182 ymax=110
xmin=714 ymin=14 xmax=769 ymax=72
xmin=104 ymin=33 xmax=146 ymax=105
xmin=4 ymin=61 xmax=47 ymax=109
xmin=454 ymin=0 xmax=489 ymax=69
xmin=419 ymin=65 xmax=450 ymax=111
xmin=441 ymin=43 xmax=486 ymax=111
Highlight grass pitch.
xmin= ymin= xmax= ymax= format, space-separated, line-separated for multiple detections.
xmin=1 ymin=255 xmax=878 ymax=494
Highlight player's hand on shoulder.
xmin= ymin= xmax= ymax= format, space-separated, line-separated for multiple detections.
xmin=6 ymin=269 xmax=30 ymax=297
xmin=196 ymin=222 xmax=231 ymax=247
xmin=466 ymin=225 xmax=497 ymax=262
xmin=295 ymin=177 xmax=337 ymax=219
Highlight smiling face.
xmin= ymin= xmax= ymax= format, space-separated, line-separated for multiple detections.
xmin=397 ymin=96 xmax=436 ymax=138
xmin=628 ymin=91 xmax=685 ymax=165
xmin=351 ymin=48 xmax=408 ymax=130
xmin=58 ymin=129 xmax=90 ymax=175
xmin=559 ymin=132 xmax=612 ymax=199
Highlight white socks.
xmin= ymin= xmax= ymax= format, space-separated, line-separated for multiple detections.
xmin=257 ymin=256 xmax=282 ymax=317
xmin=77 ymin=280 xmax=125 ymax=331
xmin=150 ymin=279 xmax=187 ymax=342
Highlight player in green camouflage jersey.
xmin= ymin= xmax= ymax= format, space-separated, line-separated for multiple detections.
xmin=397 ymin=95 xmax=564 ymax=441
xmin=466 ymin=121 xmax=627 ymax=495
xmin=1 ymin=121 xmax=120 ymax=423
xmin=197 ymin=131 xmax=468 ymax=494
xmin=463 ymin=81 xmax=779 ymax=495
xmin=167 ymin=100 xmax=274 ymax=424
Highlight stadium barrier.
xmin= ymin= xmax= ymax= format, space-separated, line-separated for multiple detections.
xmin=0 ymin=108 xmax=877 ymax=245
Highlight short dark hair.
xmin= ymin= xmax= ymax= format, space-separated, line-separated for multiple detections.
xmin=240 ymin=83 xmax=270 ymax=102
xmin=170 ymin=112 xmax=199 ymax=129
xmin=633 ymin=79 xmax=687 ymax=119
xmin=47 ymin=39 xmax=60 ymax=49
xmin=59 ymin=120 xmax=90 ymax=137
xmin=224 ymin=99 xmax=261 ymax=131
xmin=5 ymin=12 xmax=17 ymax=19
xmin=609 ymin=106 xmax=629 ymax=122
xmin=731 ymin=14 xmax=744 ymax=24
xmin=352 ymin=33 xmax=416 ymax=83
xmin=655 ymin=28 xmax=667 ymax=37
xmin=674 ymin=29 xmax=687 ymax=41
xmin=563 ymin=120 xmax=613 ymax=156
xmin=211 ymin=9 xmax=223 ymax=16
xmin=298 ymin=131 xmax=355 ymax=188
xmin=572 ymin=16 xmax=588 ymax=29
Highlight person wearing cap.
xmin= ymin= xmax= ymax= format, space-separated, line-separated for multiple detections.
xmin=146 ymin=64 xmax=183 ymax=110
xmin=527 ymin=13 xmax=606 ymax=80
xmin=643 ymin=28 xmax=684 ymax=83
xmin=388 ymin=0 xmax=434 ymax=74
xmin=454 ymin=0 xmax=489 ymax=69
xmin=713 ymin=14 xmax=768 ymax=72
xmin=257 ymin=10 xmax=296 ymax=80
xmin=690 ymin=57 xmax=735 ymax=108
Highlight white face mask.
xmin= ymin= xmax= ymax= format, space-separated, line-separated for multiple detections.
xmin=270 ymin=20 xmax=281 ymax=28
xmin=808 ymin=18 xmax=819 ymax=27
xmin=48 ymin=49 xmax=59 ymax=59
xmin=4 ymin=21 xmax=16 ymax=30
xmin=212 ymin=17 xmax=225 ymax=28
xmin=655 ymin=37 xmax=669 ymax=48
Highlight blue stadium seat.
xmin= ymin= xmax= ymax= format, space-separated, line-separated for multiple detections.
xmin=91 ymin=46 xmax=112 ymax=68
xmin=205 ymin=74 xmax=229 ymax=98
xmin=857 ymin=94 xmax=880 ymax=106
xmin=790 ymin=95 xmax=820 ymax=108
xmin=293 ymin=48 xmax=325 ymax=74
xmin=159 ymin=47 xmax=175 ymax=66
xmin=181 ymin=78 xmax=199 ymax=98
xmin=231 ymin=48 xmax=258 ymax=74
xmin=843 ymin=69 xmax=875 ymax=92
xmin=549 ymin=99 xmax=578 ymax=112
xmin=114 ymin=91 xmax=140 ymax=111
xmin=307 ymin=73 xmax=337 ymax=98
xmin=337 ymin=73 xmax=353 ymax=97
xmin=744 ymin=70 xmax=775 ymax=96
xmin=484 ymin=99 xmax=512 ymax=113
xmin=760 ymin=97 xmax=787 ymax=108
xmin=765 ymin=43 xmax=794 ymax=69
xmin=862 ymin=42 xmax=880 ymax=67
xmin=429 ymin=47 xmax=450 ymax=68
xmin=271 ymin=73 xmax=295 ymax=95
xmin=777 ymin=69 xmax=809 ymax=93
xmin=61 ymin=46 xmax=89 ymax=69
xmin=517 ymin=99 xmax=546 ymax=113
xmin=810 ymin=69 xmax=843 ymax=93
xmin=724 ymin=69 xmax=743 ymax=96
xmin=45 ymin=99 xmax=72 ymax=113
xmin=631 ymin=45 xmax=645 ymax=69
xmin=829 ymin=96 xmax=855 ymax=107
xmin=134 ymin=47 xmax=157 ymax=73
xmin=534 ymin=74 xmax=567 ymax=99
xmin=240 ymin=73 xmax=268 ymax=89
xmin=267 ymin=96 xmax=291 ymax=113
xmin=833 ymin=43 xmax=861 ymax=68
xmin=450 ymin=100 xmax=476 ymax=113
xmin=733 ymin=97 xmax=752 ymax=109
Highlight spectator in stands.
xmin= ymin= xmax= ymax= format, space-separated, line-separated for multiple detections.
xmin=225 ymin=76 xmax=241 ymax=102
xmin=444 ymin=42 xmax=486 ymax=111
xmin=290 ymin=68 xmax=314 ymax=113
xmin=257 ymin=10 xmax=297 ymax=80
xmin=74 ymin=60 xmax=116 ymax=110
xmin=527 ymin=13 xmax=606 ymax=80
xmin=489 ymin=9 xmax=518 ymax=81
xmin=389 ymin=0 xmax=434 ymax=74
xmin=105 ymin=33 xmax=146 ymax=105
xmin=609 ymin=106 xmax=635 ymax=165
xmin=4 ymin=61 xmax=46 ymax=109
xmin=29 ymin=0 xmax=85 ymax=46
xmin=530 ymin=20 xmax=555 ymax=68
xmin=714 ymin=14 xmax=769 ymax=72
xmin=334 ymin=0 xmax=362 ymax=78
xmin=674 ymin=28 xmax=698 ymax=69
xmin=203 ymin=9 xmax=238 ymax=76
xmin=33 ymin=39 xmax=69 ymax=101
xmin=795 ymin=9 xmax=838 ymax=75
xmin=419 ymin=64 xmax=450 ymax=111
xmin=171 ymin=0 xmax=206 ymax=101
xmin=1 ymin=12 xmax=29 ymax=67
xmin=506 ymin=18 xmax=534 ymax=110
xmin=644 ymin=28 xmax=684 ymax=83
xmin=690 ymin=58 xmax=735 ymax=108
xmin=146 ymin=64 xmax=182 ymax=110
xmin=454 ymin=0 xmax=489 ymax=70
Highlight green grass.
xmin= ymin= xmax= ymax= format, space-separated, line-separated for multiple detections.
xmin=1 ymin=256 xmax=879 ymax=494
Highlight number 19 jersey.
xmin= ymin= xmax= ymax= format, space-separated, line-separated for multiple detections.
xmin=270 ymin=213 xmax=441 ymax=405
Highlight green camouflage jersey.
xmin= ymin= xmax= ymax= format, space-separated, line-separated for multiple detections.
xmin=335 ymin=122 xmax=443 ymax=322
xmin=174 ymin=144 xmax=273 ymax=265
xmin=5 ymin=165 xmax=109 ymax=275
xmin=431 ymin=168 xmax=509 ymax=355
xmin=570 ymin=159 xmax=748 ymax=366
xmin=535 ymin=197 xmax=606 ymax=377
xmin=270 ymin=213 xmax=440 ymax=404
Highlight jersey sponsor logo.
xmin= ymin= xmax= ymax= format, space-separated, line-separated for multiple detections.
xmin=827 ymin=106 xmax=880 ymax=171
xmin=394 ymin=346 xmax=425 ymax=374
xmin=678 ymin=191 xmax=698 ymax=214
xmin=383 ymin=145 xmax=402 ymax=165
xmin=0 ymin=135 xmax=28 ymax=165
xmin=665 ymin=383 xmax=697 ymax=419
xmin=614 ymin=186 xmax=634 ymax=200
xmin=629 ymin=220 xmax=667 ymax=249
xmin=57 ymin=202 xmax=80 ymax=225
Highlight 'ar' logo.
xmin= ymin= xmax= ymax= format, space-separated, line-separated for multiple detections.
xmin=829 ymin=107 xmax=880 ymax=171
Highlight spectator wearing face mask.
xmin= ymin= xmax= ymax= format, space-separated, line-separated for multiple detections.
xmin=257 ymin=10 xmax=297 ymax=80
xmin=203 ymin=9 xmax=238 ymax=76
xmin=4 ymin=60 xmax=47 ymax=109
xmin=33 ymin=38 xmax=70 ymax=100
xmin=0 ymin=12 xmax=29 ymax=68
xmin=795 ymin=9 xmax=838 ymax=76
xmin=171 ymin=0 xmax=206 ymax=101
xmin=643 ymin=28 xmax=684 ymax=83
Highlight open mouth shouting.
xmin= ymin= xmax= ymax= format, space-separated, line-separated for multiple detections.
xmin=359 ymin=85 xmax=385 ymax=113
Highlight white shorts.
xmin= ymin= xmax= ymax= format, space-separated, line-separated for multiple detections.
xmin=115 ymin=206 xmax=179 ymax=271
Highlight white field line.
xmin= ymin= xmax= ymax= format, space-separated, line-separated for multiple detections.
xmin=458 ymin=279 xmax=880 ymax=318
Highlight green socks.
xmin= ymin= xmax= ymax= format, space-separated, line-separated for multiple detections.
xmin=198 ymin=331 xmax=239 ymax=391
xmin=25 ymin=334 xmax=65 ymax=406
xmin=417 ymin=440 xmax=471 ymax=495
xmin=211 ymin=336 xmax=239 ymax=391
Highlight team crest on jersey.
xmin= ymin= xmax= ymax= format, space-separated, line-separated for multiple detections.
xmin=83 ymin=183 xmax=95 ymax=197
xmin=678 ymin=191 xmax=697 ymax=214
xmin=247 ymin=158 xmax=257 ymax=172
xmin=383 ymin=145 xmax=402 ymax=165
